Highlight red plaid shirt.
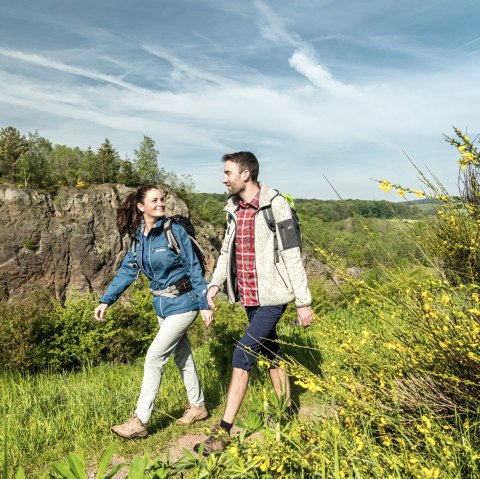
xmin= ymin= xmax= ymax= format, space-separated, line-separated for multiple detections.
xmin=235 ymin=192 xmax=260 ymax=306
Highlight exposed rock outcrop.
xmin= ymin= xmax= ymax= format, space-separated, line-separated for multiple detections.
xmin=0 ymin=185 xmax=220 ymax=300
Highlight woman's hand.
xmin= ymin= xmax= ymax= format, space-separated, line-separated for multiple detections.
xmin=94 ymin=303 xmax=108 ymax=321
xmin=200 ymin=309 xmax=213 ymax=327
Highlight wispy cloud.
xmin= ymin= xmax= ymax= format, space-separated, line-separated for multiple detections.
xmin=288 ymin=49 xmax=358 ymax=97
xmin=0 ymin=48 xmax=141 ymax=91
xmin=142 ymin=45 xmax=233 ymax=88
xmin=253 ymin=1 xmax=357 ymax=96
xmin=1 ymin=0 xmax=479 ymax=198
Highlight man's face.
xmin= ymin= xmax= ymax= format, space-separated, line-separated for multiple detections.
xmin=223 ymin=160 xmax=246 ymax=195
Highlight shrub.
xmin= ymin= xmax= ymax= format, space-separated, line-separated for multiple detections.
xmin=22 ymin=238 xmax=39 ymax=251
xmin=0 ymin=285 xmax=158 ymax=372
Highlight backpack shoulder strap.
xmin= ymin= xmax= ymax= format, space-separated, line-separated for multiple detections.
xmin=130 ymin=236 xmax=138 ymax=260
xmin=262 ymin=191 xmax=281 ymax=263
xmin=164 ymin=217 xmax=208 ymax=273
xmin=164 ymin=217 xmax=181 ymax=255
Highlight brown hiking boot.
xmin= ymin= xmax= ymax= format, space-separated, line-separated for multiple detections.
xmin=176 ymin=404 xmax=208 ymax=425
xmin=111 ymin=415 xmax=148 ymax=439
xmin=194 ymin=427 xmax=230 ymax=456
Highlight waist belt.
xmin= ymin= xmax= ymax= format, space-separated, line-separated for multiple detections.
xmin=150 ymin=277 xmax=192 ymax=298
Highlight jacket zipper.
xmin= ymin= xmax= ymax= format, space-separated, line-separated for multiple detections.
xmin=147 ymin=232 xmax=165 ymax=317
xmin=226 ymin=213 xmax=238 ymax=303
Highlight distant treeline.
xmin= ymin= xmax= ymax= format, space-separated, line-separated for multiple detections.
xmin=192 ymin=192 xmax=431 ymax=227
xmin=0 ymin=126 xmax=193 ymax=193
xmin=295 ymin=198 xmax=425 ymax=221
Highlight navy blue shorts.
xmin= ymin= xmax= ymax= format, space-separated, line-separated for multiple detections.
xmin=232 ymin=304 xmax=288 ymax=371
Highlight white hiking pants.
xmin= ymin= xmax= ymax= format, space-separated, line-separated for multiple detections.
xmin=135 ymin=310 xmax=204 ymax=424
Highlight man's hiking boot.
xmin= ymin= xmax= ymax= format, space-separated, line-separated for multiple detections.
xmin=111 ymin=415 xmax=148 ymax=439
xmin=194 ymin=426 xmax=230 ymax=456
xmin=176 ymin=404 xmax=208 ymax=425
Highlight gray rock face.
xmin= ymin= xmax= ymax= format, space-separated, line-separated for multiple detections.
xmin=0 ymin=185 xmax=220 ymax=300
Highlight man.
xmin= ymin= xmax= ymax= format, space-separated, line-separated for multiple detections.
xmin=194 ymin=151 xmax=314 ymax=455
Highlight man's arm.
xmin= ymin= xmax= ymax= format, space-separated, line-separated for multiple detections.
xmin=272 ymin=196 xmax=312 ymax=308
xmin=208 ymin=215 xmax=233 ymax=290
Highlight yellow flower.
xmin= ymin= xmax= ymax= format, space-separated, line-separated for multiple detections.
xmin=421 ymin=415 xmax=432 ymax=429
xmin=228 ymin=445 xmax=239 ymax=457
xmin=382 ymin=436 xmax=392 ymax=446
xmin=458 ymin=145 xmax=466 ymax=152
xmin=426 ymin=436 xmax=436 ymax=447
xmin=464 ymin=135 xmax=470 ymax=142
xmin=440 ymin=294 xmax=450 ymax=305
xmin=397 ymin=188 xmax=405 ymax=198
xmin=379 ymin=180 xmax=393 ymax=192
xmin=413 ymin=189 xmax=424 ymax=198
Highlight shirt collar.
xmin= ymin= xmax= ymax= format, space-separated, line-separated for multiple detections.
xmin=238 ymin=190 xmax=260 ymax=210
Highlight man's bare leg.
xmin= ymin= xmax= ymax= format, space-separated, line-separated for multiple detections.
xmin=269 ymin=367 xmax=291 ymax=406
xmin=222 ymin=367 xmax=249 ymax=424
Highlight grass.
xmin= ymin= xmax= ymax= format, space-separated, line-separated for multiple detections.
xmin=0 ymin=303 xmax=321 ymax=477
xmin=1 ymin=288 xmax=479 ymax=477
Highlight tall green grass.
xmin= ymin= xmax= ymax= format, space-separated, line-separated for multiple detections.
xmin=0 ymin=300 xmax=321 ymax=477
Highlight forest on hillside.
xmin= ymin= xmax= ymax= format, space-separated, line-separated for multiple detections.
xmin=0 ymin=125 xmax=435 ymax=222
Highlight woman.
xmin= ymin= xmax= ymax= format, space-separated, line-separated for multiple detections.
xmin=94 ymin=185 xmax=213 ymax=439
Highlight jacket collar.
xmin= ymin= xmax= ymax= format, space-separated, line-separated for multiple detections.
xmin=134 ymin=216 xmax=165 ymax=239
xmin=224 ymin=183 xmax=280 ymax=214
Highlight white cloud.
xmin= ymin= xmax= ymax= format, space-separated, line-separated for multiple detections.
xmin=288 ymin=49 xmax=358 ymax=98
xmin=1 ymin=1 xmax=479 ymax=198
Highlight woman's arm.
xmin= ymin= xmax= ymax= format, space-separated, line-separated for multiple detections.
xmin=98 ymin=245 xmax=139 ymax=306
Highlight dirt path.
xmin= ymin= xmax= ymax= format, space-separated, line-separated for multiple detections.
xmin=88 ymin=404 xmax=339 ymax=478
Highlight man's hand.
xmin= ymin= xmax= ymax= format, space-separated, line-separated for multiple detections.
xmin=296 ymin=306 xmax=314 ymax=327
xmin=94 ymin=303 xmax=108 ymax=321
xmin=206 ymin=286 xmax=220 ymax=310
xmin=200 ymin=309 xmax=214 ymax=327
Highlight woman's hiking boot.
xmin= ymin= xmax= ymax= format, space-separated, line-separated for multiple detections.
xmin=111 ymin=415 xmax=148 ymax=439
xmin=176 ymin=404 xmax=208 ymax=425
xmin=193 ymin=426 xmax=230 ymax=456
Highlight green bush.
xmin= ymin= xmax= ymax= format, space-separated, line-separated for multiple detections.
xmin=0 ymin=286 xmax=158 ymax=372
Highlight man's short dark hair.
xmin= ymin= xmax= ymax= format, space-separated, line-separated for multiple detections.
xmin=222 ymin=151 xmax=259 ymax=183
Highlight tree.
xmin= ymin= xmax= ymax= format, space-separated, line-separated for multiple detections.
xmin=17 ymin=131 xmax=52 ymax=187
xmin=96 ymin=138 xmax=120 ymax=183
xmin=0 ymin=126 xmax=27 ymax=180
xmin=48 ymin=144 xmax=84 ymax=186
xmin=81 ymin=147 xmax=99 ymax=183
xmin=134 ymin=135 xmax=160 ymax=184
xmin=117 ymin=157 xmax=140 ymax=186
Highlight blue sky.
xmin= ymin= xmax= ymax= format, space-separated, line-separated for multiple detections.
xmin=1 ymin=0 xmax=479 ymax=199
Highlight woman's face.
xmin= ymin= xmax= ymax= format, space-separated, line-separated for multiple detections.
xmin=137 ymin=188 xmax=165 ymax=221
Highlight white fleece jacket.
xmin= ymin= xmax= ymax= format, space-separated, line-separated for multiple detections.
xmin=209 ymin=183 xmax=312 ymax=307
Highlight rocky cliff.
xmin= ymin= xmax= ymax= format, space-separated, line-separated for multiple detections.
xmin=0 ymin=185 xmax=221 ymax=300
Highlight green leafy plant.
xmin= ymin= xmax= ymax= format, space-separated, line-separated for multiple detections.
xmin=22 ymin=238 xmax=39 ymax=251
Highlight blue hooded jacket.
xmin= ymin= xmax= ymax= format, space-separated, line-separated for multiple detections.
xmin=100 ymin=217 xmax=209 ymax=317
